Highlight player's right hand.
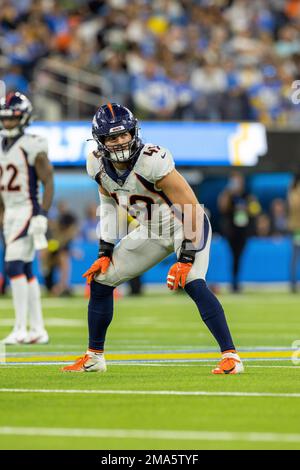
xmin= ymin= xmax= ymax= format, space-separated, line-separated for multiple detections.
xmin=82 ymin=256 xmax=111 ymax=284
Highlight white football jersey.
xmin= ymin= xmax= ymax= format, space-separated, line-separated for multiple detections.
xmin=0 ymin=133 xmax=47 ymax=213
xmin=87 ymin=143 xmax=177 ymax=235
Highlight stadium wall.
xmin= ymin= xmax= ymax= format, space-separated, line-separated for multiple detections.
xmin=0 ymin=237 xmax=298 ymax=286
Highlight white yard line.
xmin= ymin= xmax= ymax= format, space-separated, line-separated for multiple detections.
xmin=1 ymin=359 xmax=298 ymax=367
xmin=0 ymin=295 xmax=298 ymax=310
xmin=0 ymin=319 xmax=85 ymax=327
xmin=0 ymin=300 xmax=87 ymax=310
xmin=0 ymin=388 xmax=299 ymax=398
xmin=0 ymin=426 xmax=299 ymax=443
xmin=2 ymin=315 xmax=298 ymax=330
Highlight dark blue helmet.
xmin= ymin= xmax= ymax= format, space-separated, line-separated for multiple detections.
xmin=92 ymin=103 xmax=142 ymax=163
xmin=0 ymin=92 xmax=33 ymax=137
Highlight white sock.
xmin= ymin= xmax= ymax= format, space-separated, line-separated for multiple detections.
xmin=222 ymin=351 xmax=240 ymax=360
xmin=87 ymin=349 xmax=104 ymax=356
xmin=10 ymin=275 xmax=28 ymax=332
xmin=28 ymin=277 xmax=45 ymax=333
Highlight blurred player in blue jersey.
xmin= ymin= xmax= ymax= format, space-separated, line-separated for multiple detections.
xmin=0 ymin=92 xmax=54 ymax=344
xmin=63 ymin=103 xmax=244 ymax=375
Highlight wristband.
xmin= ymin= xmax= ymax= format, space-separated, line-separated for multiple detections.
xmin=178 ymin=239 xmax=197 ymax=264
xmin=98 ymin=239 xmax=114 ymax=259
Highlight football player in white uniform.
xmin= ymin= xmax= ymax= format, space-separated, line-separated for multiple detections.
xmin=0 ymin=92 xmax=54 ymax=344
xmin=63 ymin=103 xmax=243 ymax=375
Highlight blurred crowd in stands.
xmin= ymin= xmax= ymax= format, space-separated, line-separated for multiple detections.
xmin=1 ymin=0 xmax=300 ymax=123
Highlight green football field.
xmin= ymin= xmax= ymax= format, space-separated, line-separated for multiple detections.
xmin=0 ymin=290 xmax=299 ymax=450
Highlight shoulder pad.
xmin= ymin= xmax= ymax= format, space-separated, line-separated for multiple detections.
xmin=86 ymin=151 xmax=104 ymax=182
xmin=135 ymin=143 xmax=175 ymax=184
xmin=20 ymin=133 xmax=48 ymax=165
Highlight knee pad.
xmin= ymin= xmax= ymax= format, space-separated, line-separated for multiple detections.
xmin=5 ymin=260 xmax=25 ymax=279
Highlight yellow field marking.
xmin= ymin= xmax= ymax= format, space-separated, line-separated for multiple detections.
xmin=4 ymin=350 xmax=294 ymax=364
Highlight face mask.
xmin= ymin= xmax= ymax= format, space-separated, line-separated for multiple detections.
xmin=0 ymin=126 xmax=22 ymax=138
xmin=110 ymin=148 xmax=131 ymax=162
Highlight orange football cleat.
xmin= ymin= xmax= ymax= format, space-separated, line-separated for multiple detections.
xmin=212 ymin=352 xmax=244 ymax=375
xmin=62 ymin=353 xmax=107 ymax=372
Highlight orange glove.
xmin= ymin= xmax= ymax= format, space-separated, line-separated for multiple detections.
xmin=167 ymin=262 xmax=193 ymax=290
xmin=83 ymin=256 xmax=111 ymax=284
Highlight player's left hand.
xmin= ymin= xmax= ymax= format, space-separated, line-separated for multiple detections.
xmin=167 ymin=262 xmax=193 ymax=290
xmin=28 ymin=215 xmax=48 ymax=236
xmin=83 ymin=256 xmax=111 ymax=284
